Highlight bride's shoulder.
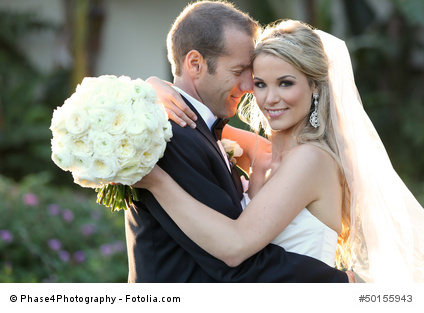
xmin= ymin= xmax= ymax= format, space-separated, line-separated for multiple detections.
xmin=287 ymin=143 xmax=327 ymax=158
xmin=283 ymin=144 xmax=337 ymax=172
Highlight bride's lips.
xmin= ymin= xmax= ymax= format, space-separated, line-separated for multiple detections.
xmin=266 ymin=108 xmax=289 ymax=118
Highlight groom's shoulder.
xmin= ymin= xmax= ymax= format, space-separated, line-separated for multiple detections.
xmin=170 ymin=120 xmax=198 ymax=139
xmin=167 ymin=121 xmax=207 ymax=152
xmin=161 ymin=121 xmax=210 ymax=167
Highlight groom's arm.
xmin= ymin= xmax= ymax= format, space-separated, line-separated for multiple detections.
xmin=144 ymin=124 xmax=348 ymax=282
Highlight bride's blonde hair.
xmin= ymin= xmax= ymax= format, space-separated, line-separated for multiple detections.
xmin=239 ymin=19 xmax=352 ymax=270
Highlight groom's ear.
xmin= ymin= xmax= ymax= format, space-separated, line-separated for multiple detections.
xmin=186 ymin=50 xmax=206 ymax=79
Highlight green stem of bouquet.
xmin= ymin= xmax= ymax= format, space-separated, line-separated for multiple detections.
xmin=96 ymin=184 xmax=140 ymax=212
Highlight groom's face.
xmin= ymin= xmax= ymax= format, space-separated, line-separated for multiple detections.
xmin=196 ymin=27 xmax=255 ymax=118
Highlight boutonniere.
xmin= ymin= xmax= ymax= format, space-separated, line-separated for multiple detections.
xmin=220 ymin=138 xmax=250 ymax=181
xmin=220 ymin=138 xmax=243 ymax=166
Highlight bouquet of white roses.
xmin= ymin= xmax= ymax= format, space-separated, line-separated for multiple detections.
xmin=50 ymin=75 xmax=172 ymax=211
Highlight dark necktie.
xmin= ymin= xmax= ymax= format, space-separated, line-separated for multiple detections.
xmin=211 ymin=117 xmax=244 ymax=200
xmin=211 ymin=118 xmax=230 ymax=141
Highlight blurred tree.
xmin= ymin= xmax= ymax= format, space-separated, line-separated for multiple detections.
xmin=0 ymin=1 xmax=105 ymax=187
xmin=0 ymin=10 xmax=71 ymax=184
xmin=65 ymin=0 xmax=105 ymax=90
xmin=69 ymin=0 xmax=90 ymax=88
xmin=342 ymin=0 xmax=424 ymax=189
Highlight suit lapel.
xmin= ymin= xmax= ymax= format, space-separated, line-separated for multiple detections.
xmin=180 ymin=96 xmax=243 ymax=202
xmin=181 ymin=97 xmax=231 ymax=170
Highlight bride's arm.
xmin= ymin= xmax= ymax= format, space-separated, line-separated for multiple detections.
xmin=137 ymin=144 xmax=324 ymax=267
xmin=146 ymin=76 xmax=197 ymax=128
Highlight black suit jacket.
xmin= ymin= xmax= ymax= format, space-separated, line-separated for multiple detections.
xmin=125 ymin=96 xmax=348 ymax=283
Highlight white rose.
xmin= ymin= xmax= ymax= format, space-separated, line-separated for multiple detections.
xmin=72 ymin=155 xmax=93 ymax=179
xmin=91 ymin=93 xmax=117 ymax=109
xmin=71 ymin=135 xmax=93 ymax=157
xmin=163 ymin=121 xmax=173 ymax=141
xmin=139 ymin=145 xmax=163 ymax=169
xmin=66 ymin=108 xmax=90 ymax=135
xmin=233 ymin=144 xmax=243 ymax=157
xmin=97 ymin=75 xmax=120 ymax=96
xmin=116 ymin=90 xmax=133 ymax=106
xmin=131 ymin=79 xmax=149 ymax=100
xmin=75 ymin=83 xmax=100 ymax=108
xmin=133 ymin=131 xmax=152 ymax=150
xmin=143 ymin=83 xmax=158 ymax=102
xmin=66 ymin=89 xmax=93 ymax=110
xmin=50 ymin=106 xmax=68 ymax=135
xmin=149 ymin=103 xmax=172 ymax=141
xmin=221 ymin=138 xmax=243 ymax=158
xmin=90 ymin=156 xmax=119 ymax=181
xmin=51 ymin=150 xmax=74 ymax=171
xmin=109 ymin=108 xmax=129 ymax=135
xmin=153 ymin=142 xmax=167 ymax=159
xmin=117 ymin=75 xmax=132 ymax=84
xmin=131 ymin=99 xmax=146 ymax=112
xmin=90 ymin=131 xmax=116 ymax=156
xmin=152 ymin=104 xmax=171 ymax=125
xmin=72 ymin=171 xmax=104 ymax=188
xmin=141 ymin=112 xmax=158 ymax=131
xmin=115 ymin=76 xmax=134 ymax=106
xmin=151 ymin=102 xmax=167 ymax=118
xmin=51 ymin=133 xmax=73 ymax=153
xmin=116 ymin=137 xmax=137 ymax=160
xmin=88 ymin=106 xmax=115 ymax=131
xmin=126 ymin=115 xmax=146 ymax=135
xmin=221 ymin=139 xmax=243 ymax=165
xmin=79 ymin=76 xmax=100 ymax=93
xmin=151 ymin=128 xmax=165 ymax=145
xmin=114 ymin=159 xmax=146 ymax=185
xmin=152 ymin=125 xmax=172 ymax=145
xmin=51 ymin=132 xmax=75 ymax=172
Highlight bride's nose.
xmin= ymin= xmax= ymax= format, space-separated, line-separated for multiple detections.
xmin=265 ymin=88 xmax=280 ymax=106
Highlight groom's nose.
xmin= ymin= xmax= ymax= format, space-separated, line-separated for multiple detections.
xmin=239 ymin=72 xmax=254 ymax=94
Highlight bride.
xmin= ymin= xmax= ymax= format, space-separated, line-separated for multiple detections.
xmin=140 ymin=20 xmax=424 ymax=283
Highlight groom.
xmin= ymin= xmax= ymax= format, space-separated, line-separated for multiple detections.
xmin=125 ymin=1 xmax=349 ymax=282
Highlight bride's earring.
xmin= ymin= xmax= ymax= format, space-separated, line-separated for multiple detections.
xmin=310 ymin=93 xmax=320 ymax=128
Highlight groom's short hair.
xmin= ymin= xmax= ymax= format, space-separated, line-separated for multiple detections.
xmin=167 ymin=1 xmax=259 ymax=77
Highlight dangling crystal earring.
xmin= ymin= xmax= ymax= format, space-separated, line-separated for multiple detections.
xmin=310 ymin=93 xmax=320 ymax=128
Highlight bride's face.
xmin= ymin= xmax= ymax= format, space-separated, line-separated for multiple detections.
xmin=253 ymin=53 xmax=315 ymax=133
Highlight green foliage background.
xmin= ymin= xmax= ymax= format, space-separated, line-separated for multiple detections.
xmin=0 ymin=0 xmax=423 ymax=282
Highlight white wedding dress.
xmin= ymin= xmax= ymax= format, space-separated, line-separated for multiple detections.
xmin=270 ymin=208 xmax=338 ymax=267
xmin=242 ymin=194 xmax=338 ymax=267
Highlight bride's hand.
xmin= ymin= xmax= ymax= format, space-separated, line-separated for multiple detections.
xmin=146 ymin=76 xmax=197 ymax=129
xmin=131 ymin=165 xmax=166 ymax=190
xmin=346 ymin=270 xmax=356 ymax=283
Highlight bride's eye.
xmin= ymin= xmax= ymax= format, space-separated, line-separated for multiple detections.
xmin=280 ymin=80 xmax=294 ymax=87
xmin=254 ymin=81 xmax=266 ymax=88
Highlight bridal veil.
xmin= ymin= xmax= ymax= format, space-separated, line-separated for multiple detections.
xmin=315 ymin=30 xmax=424 ymax=282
